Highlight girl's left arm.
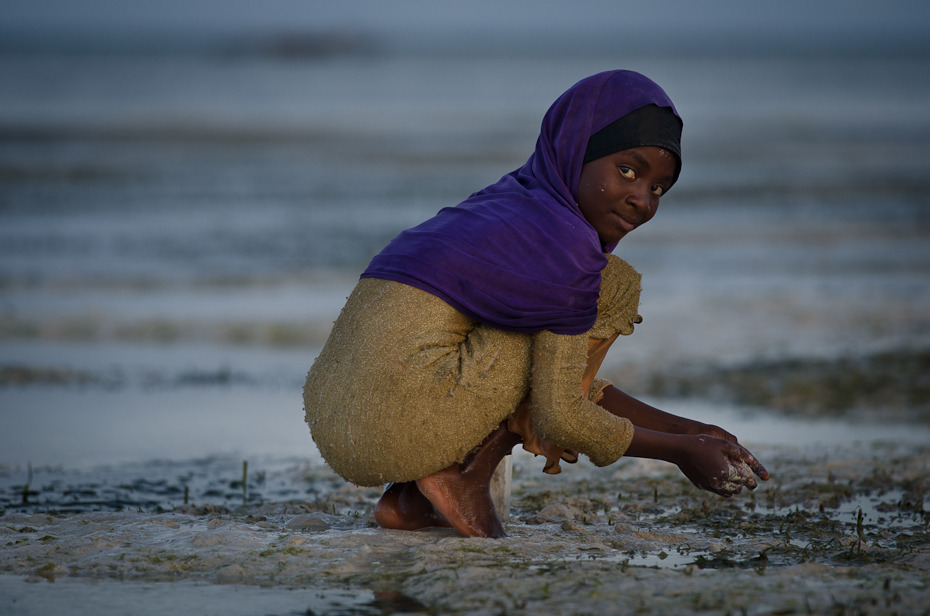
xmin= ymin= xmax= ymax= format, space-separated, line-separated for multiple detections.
xmin=597 ymin=385 xmax=739 ymax=443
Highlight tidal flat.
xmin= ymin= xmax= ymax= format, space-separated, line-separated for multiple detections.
xmin=2 ymin=440 xmax=928 ymax=616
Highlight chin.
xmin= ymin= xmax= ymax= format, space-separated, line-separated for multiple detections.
xmin=607 ymin=232 xmax=628 ymax=244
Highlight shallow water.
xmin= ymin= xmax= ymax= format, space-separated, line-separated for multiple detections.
xmin=0 ymin=574 xmax=385 ymax=616
xmin=0 ymin=341 xmax=319 ymax=469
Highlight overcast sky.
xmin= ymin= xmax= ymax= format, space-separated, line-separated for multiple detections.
xmin=4 ymin=0 xmax=929 ymax=38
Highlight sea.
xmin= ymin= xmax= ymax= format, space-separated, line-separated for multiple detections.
xmin=1 ymin=27 xmax=929 ymax=476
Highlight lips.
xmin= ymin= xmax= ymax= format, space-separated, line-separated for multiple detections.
xmin=612 ymin=211 xmax=637 ymax=233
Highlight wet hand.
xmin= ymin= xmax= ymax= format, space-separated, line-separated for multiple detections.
xmin=676 ymin=435 xmax=769 ymax=498
xmin=691 ymin=422 xmax=738 ymax=444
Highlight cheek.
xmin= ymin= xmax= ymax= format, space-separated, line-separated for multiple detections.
xmin=582 ymin=178 xmax=613 ymax=207
xmin=645 ymin=200 xmax=660 ymax=220
xmin=578 ymin=178 xmax=607 ymax=204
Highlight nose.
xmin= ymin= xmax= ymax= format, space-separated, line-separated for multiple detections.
xmin=626 ymin=183 xmax=653 ymax=219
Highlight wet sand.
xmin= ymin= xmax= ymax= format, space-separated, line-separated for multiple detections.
xmin=2 ymin=436 xmax=928 ymax=615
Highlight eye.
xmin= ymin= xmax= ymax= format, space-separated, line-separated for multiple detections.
xmin=651 ymin=185 xmax=666 ymax=197
xmin=618 ymin=166 xmax=636 ymax=180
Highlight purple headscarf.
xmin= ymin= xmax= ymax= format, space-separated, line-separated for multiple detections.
xmin=361 ymin=70 xmax=681 ymax=335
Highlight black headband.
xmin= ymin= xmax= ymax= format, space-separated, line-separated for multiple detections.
xmin=583 ymin=104 xmax=683 ymax=184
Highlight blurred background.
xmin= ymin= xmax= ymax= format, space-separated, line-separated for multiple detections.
xmin=2 ymin=1 xmax=929 ymax=470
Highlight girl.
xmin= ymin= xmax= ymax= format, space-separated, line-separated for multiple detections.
xmin=303 ymin=70 xmax=768 ymax=538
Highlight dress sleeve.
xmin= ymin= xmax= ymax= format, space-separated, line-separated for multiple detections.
xmin=529 ymin=330 xmax=634 ymax=467
xmin=588 ymin=377 xmax=612 ymax=403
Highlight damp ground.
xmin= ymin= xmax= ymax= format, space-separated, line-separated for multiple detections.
xmin=2 ymin=438 xmax=928 ymax=616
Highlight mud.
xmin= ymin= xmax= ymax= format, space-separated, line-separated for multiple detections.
xmin=2 ymin=442 xmax=928 ymax=615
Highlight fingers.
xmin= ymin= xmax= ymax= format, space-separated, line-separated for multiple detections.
xmin=725 ymin=459 xmax=756 ymax=492
xmin=682 ymin=434 xmax=770 ymax=499
xmin=739 ymin=465 xmax=758 ymax=490
xmin=726 ymin=443 xmax=770 ymax=482
xmin=705 ymin=426 xmax=770 ymax=478
xmin=718 ymin=428 xmax=739 ymax=444
xmin=743 ymin=450 xmax=770 ymax=481
xmin=699 ymin=423 xmax=739 ymax=444
xmin=712 ymin=480 xmax=743 ymax=498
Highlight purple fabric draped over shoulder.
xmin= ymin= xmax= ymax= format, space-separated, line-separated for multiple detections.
xmin=361 ymin=70 xmax=681 ymax=335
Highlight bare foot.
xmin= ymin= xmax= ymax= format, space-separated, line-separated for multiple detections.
xmin=416 ymin=467 xmax=506 ymax=538
xmin=374 ymin=482 xmax=451 ymax=531
xmin=414 ymin=424 xmax=521 ymax=538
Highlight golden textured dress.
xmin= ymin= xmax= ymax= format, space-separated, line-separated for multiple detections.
xmin=303 ymin=254 xmax=643 ymax=486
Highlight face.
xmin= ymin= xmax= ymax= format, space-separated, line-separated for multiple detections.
xmin=576 ymin=146 xmax=677 ymax=245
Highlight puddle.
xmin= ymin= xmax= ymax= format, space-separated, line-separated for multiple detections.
xmin=0 ymin=574 xmax=429 ymax=616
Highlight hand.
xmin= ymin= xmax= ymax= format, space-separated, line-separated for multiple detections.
xmin=674 ymin=435 xmax=769 ymax=498
xmin=690 ymin=422 xmax=738 ymax=444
